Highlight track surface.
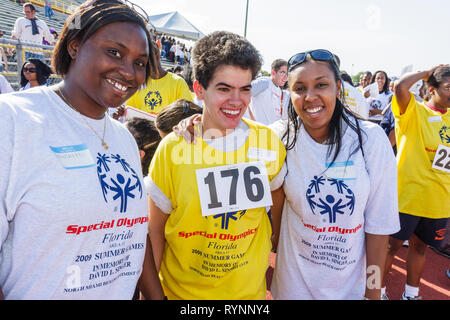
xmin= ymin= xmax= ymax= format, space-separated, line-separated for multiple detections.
xmin=266 ymin=246 xmax=450 ymax=300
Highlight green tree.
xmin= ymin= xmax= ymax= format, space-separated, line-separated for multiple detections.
xmin=352 ymin=72 xmax=364 ymax=86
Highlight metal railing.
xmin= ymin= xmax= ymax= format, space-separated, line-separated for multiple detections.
xmin=21 ymin=0 xmax=78 ymax=15
xmin=0 ymin=37 xmax=188 ymax=90
xmin=0 ymin=38 xmax=61 ymax=89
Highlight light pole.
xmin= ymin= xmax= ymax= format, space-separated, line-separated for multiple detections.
xmin=244 ymin=0 xmax=249 ymax=37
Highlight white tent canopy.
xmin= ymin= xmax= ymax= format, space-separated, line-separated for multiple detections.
xmin=148 ymin=11 xmax=205 ymax=41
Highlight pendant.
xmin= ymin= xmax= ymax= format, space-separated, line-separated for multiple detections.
xmin=102 ymin=141 xmax=109 ymax=150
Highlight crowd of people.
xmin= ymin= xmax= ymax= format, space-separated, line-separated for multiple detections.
xmin=153 ymin=32 xmax=191 ymax=66
xmin=0 ymin=2 xmax=190 ymax=93
xmin=0 ymin=0 xmax=448 ymax=301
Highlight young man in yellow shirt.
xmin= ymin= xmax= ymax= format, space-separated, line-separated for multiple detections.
xmin=147 ymin=31 xmax=286 ymax=300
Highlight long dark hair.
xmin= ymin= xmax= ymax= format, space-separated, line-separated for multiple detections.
xmin=282 ymin=58 xmax=366 ymax=167
xmin=371 ymin=70 xmax=390 ymax=94
xmin=20 ymin=59 xmax=52 ymax=88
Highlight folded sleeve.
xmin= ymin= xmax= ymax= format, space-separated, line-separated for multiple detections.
xmin=148 ymin=137 xmax=175 ymax=214
xmin=391 ymin=92 xmax=416 ymax=119
xmin=270 ymin=162 xmax=287 ymax=191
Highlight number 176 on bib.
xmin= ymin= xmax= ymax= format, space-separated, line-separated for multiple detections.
xmin=195 ymin=161 xmax=273 ymax=217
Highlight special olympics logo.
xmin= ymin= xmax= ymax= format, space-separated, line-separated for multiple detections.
xmin=370 ymin=99 xmax=382 ymax=110
xmin=212 ymin=210 xmax=247 ymax=230
xmin=439 ymin=126 xmax=450 ymax=143
xmin=96 ymin=153 xmax=143 ymax=213
xmin=144 ymin=91 xmax=162 ymax=110
xmin=306 ymin=175 xmax=355 ymax=223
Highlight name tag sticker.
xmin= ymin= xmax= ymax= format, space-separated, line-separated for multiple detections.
xmin=428 ymin=116 xmax=442 ymax=123
xmin=50 ymin=144 xmax=95 ymax=170
xmin=432 ymin=144 xmax=450 ymax=173
xmin=325 ymin=161 xmax=356 ymax=180
xmin=247 ymin=147 xmax=277 ymax=162
xmin=196 ymin=161 xmax=272 ymax=217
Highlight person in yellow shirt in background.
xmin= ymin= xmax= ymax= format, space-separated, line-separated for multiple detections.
xmin=382 ymin=65 xmax=450 ymax=300
xmin=147 ymin=31 xmax=286 ymax=300
xmin=126 ymin=41 xmax=193 ymax=116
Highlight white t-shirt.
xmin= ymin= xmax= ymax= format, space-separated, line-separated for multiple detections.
xmin=269 ymin=118 xmax=400 ymax=300
xmin=367 ymin=91 xmax=393 ymax=121
xmin=243 ymin=77 xmax=289 ymax=125
xmin=342 ymin=82 xmax=370 ymax=120
xmin=175 ymin=45 xmax=184 ymax=58
xmin=11 ymin=17 xmax=53 ymax=44
xmin=0 ymin=86 xmax=149 ymax=299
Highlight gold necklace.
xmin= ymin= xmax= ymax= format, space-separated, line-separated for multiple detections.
xmin=57 ymin=89 xmax=109 ymax=150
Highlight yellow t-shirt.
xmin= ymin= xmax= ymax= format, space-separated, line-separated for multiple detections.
xmin=392 ymin=93 xmax=450 ymax=219
xmin=126 ymin=72 xmax=193 ymax=115
xmin=149 ymin=119 xmax=286 ymax=299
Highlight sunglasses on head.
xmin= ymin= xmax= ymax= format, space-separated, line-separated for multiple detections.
xmin=23 ymin=67 xmax=37 ymax=73
xmin=288 ymin=49 xmax=339 ymax=73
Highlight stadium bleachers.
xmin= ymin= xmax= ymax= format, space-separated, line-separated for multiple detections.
xmin=0 ymin=0 xmax=82 ymax=89
xmin=0 ymin=0 xmax=82 ymax=37
xmin=0 ymin=0 xmax=181 ymax=89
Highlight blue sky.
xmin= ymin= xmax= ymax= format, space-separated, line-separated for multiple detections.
xmin=137 ymin=0 xmax=449 ymax=78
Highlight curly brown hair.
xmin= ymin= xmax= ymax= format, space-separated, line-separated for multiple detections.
xmin=191 ymin=31 xmax=262 ymax=89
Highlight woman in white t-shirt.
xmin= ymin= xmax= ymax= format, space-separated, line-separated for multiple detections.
xmin=268 ymin=50 xmax=399 ymax=300
xmin=0 ymin=0 xmax=163 ymax=300
xmin=367 ymin=70 xmax=393 ymax=122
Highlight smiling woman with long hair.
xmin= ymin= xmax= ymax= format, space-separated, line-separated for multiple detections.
xmin=19 ymin=58 xmax=52 ymax=90
xmin=367 ymin=70 xmax=393 ymax=121
xmin=0 ymin=0 xmax=163 ymax=300
xmin=267 ymin=50 xmax=400 ymax=300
